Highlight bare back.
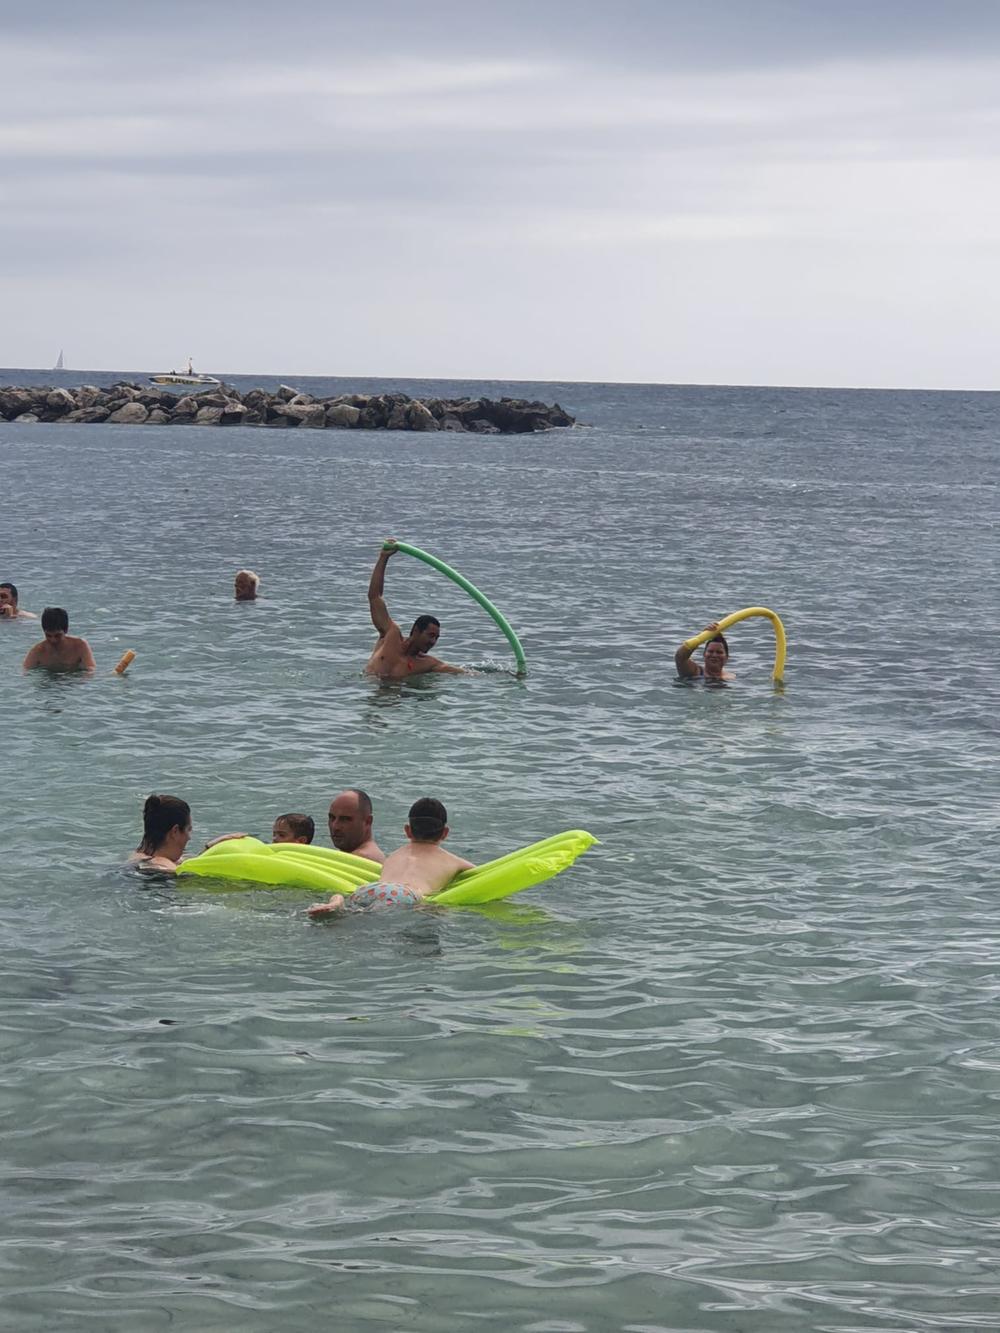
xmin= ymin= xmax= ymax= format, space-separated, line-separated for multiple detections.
xmin=378 ymin=841 xmax=474 ymax=897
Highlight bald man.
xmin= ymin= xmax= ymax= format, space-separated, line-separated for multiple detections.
xmin=327 ymin=788 xmax=384 ymax=863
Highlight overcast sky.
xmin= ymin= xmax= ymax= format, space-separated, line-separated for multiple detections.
xmin=3 ymin=0 xmax=1000 ymax=387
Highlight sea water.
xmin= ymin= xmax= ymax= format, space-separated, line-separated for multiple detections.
xmin=0 ymin=374 xmax=997 ymax=1331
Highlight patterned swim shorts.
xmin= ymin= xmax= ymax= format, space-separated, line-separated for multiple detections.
xmin=348 ymin=881 xmax=422 ymax=910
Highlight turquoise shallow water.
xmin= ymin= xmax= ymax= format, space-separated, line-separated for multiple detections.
xmin=0 ymin=375 xmax=998 ymax=1330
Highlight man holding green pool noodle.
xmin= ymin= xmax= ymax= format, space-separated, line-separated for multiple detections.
xmin=365 ymin=538 xmax=466 ymax=679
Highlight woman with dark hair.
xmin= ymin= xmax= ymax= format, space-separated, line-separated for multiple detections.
xmin=129 ymin=794 xmax=192 ymax=871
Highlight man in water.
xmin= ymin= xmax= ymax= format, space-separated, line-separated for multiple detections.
xmin=328 ymin=788 xmax=384 ymax=863
xmin=0 ymin=582 xmax=36 ymax=619
xmin=675 ymin=621 xmax=734 ymax=682
xmin=23 ymin=607 xmax=96 ymax=672
xmin=365 ymin=539 xmax=464 ymax=678
xmin=309 ymin=796 xmax=473 ymax=917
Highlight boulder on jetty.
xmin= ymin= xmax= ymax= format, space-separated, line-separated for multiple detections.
xmin=0 ymin=382 xmax=575 ymax=434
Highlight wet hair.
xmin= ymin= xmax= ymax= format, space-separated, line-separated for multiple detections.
xmin=343 ymin=788 xmax=373 ymax=819
xmin=138 ymin=793 xmax=191 ymax=854
xmin=408 ymin=796 xmax=447 ymax=842
xmin=706 ymin=633 xmax=729 ymax=657
xmin=235 ymin=569 xmax=260 ymax=589
xmin=41 ymin=607 xmax=69 ymax=632
xmin=409 ymin=615 xmax=440 ymax=636
xmin=275 ymin=812 xmax=314 ymax=843
xmin=0 ymin=581 xmax=18 ymax=605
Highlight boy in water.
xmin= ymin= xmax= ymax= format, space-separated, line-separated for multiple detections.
xmin=272 ymin=813 xmax=315 ymax=844
xmin=308 ymin=797 xmax=473 ymax=917
xmin=23 ymin=608 xmax=96 ymax=672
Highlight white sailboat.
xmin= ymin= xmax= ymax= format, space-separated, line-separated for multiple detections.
xmin=53 ymin=349 xmax=65 ymax=371
xmin=150 ymin=356 xmax=221 ymax=388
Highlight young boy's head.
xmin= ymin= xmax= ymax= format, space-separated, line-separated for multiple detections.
xmin=406 ymin=797 xmax=448 ymax=843
xmin=272 ymin=812 xmax=315 ymax=844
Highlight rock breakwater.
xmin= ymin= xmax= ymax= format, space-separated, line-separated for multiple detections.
xmin=0 ymin=383 xmax=575 ymax=434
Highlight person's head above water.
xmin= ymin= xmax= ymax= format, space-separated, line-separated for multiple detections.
xmin=407 ymin=614 xmax=440 ymax=654
xmin=0 ymin=582 xmax=19 ymax=615
xmin=406 ymin=796 xmax=449 ymax=844
xmin=40 ymin=607 xmax=70 ymax=642
xmin=138 ymin=793 xmax=192 ymax=857
xmin=234 ymin=570 xmax=259 ymax=601
xmin=273 ymin=812 xmax=314 ymax=844
xmin=702 ymin=633 xmax=729 ymax=678
xmin=327 ymin=788 xmax=374 ymax=853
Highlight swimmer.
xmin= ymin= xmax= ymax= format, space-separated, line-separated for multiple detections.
xmin=273 ymin=812 xmax=315 ymax=844
xmin=23 ymin=608 xmax=96 ymax=672
xmin=234 ymin=569 xmax=259 ymax=601
xmin=675 ymin=621 xmax=734 ymax=682
xmin=129 ymin=794 xmax=192 ymax=872
xmin=0 ymin=582 xmax=36 ymax=619
xmin=327 ymin=789 xmax=384 ymax=862
xmin=309 ymin=797 xmax=474 ymax=917
xmin=364 ymin=539 xmax=464 ymax=678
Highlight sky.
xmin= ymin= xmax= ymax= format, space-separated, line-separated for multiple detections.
xmin=3 ymin=0 xmax=1000 ymax=388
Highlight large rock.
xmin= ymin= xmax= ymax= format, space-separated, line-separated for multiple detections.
xmin=220 ymin=400 xmax=249 ymax=425
xmin=107 ymin=402 xmax=149 ymax=424
xmin=283 ymin=401 xmax=326 ymax=427
xmin=386 ymin=401 xmax=409 ymax=430
xmin=407 ymin=401 xmax=439 ymax=431
xmin=0 ymin=389 xmax=37 ymax=419
xmin=325 ymin=403 xmax=361 ymax=428
xmin=195 ymin=406 xmax=224 ymax=426
xmin=45 ymin=388 xmax=76 ymax=413
xmin=171 ymin=396 xmax=199 ymax=417
xmin=13 ymin=413 xmax=39 ymax=423
xmin=146 ymin=408 xmax=170 ymax=424
xmin=65 ymin=407 xmax=110 ymax=423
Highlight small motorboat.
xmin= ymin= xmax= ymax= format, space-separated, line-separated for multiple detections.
xmin=150 ymin=357 xmax=221 ymax=388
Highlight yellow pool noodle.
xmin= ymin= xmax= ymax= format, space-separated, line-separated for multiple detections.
xmin=684 ymin=607 xmax=786 ymax=683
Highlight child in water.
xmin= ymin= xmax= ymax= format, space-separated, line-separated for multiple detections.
xmin=272 ymin=813 xmax=314 ymax=844
xmin=308 ymin=797 xmax=473 ymax=917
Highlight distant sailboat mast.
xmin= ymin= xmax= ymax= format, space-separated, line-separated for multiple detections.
xmin=53 ymin=349 xmax=65 ymax=371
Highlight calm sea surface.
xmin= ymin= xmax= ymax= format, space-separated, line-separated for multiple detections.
xmin=0 ymin=371 xmax=997 ymax=1331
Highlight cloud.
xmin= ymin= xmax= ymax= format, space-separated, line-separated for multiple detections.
xmin=2 ymin=5 xmax=1000 ymax=385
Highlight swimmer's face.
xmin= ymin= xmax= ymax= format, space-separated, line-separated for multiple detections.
xmin=234 ymin=573 xmax=257 ymax=600
xmin=0 ymin=588 xmax=14 ymax=611
xmin=328 ymin=793 xmax=370 ymax=852
xmin=703 ymin=640 xmax=728 ymax=676
xmin=44 ymin=629 xmax=66 ymax=647
xmin=411 ymin=623 xmax=440 ymax=653
xmin=272 ymin=819 xmax=295 ymax=843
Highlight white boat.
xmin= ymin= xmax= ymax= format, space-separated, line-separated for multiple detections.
xmin=150 ymin=357 xmax=221 ymax=387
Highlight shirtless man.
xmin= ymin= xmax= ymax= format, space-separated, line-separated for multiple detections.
xmin=23 ymin=608 xmax=96 ymax=672
xmin=675 ymin=621 xmax=734 ymax=682
xmin=0 ymin=582 xmax=36 ymax=619
xmin=309 ymin=797 xmax=473 ymax=917
xmin=364 ymin=540 xmax=464 ymax=678
xmin=328 ymin=788 xmax=384 ymax=863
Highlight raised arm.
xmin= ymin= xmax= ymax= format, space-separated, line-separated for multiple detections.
xmin=675 ymin=621 xmax=719 ymax=678
xmin=368 ymin=540 xmax=398 ymax=637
